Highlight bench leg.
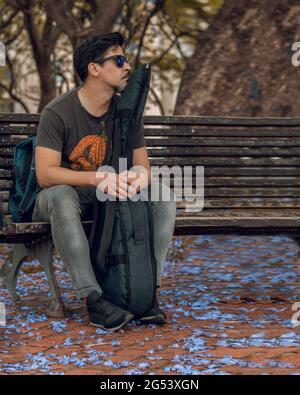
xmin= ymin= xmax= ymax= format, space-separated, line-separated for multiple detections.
xmin=0 ymin=244 xmax=24 ymax=303
xmin=1 ymin=240 xmax=67 ymax=318
xmin=33 ymin=238 xmax=67 ymax=318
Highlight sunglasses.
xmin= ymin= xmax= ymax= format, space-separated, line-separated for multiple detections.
xmin=93 ymin=55 xmax=129 ymax=68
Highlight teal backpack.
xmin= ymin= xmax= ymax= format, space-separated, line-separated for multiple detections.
xmin=8 ymin=136 xmax=41 ymax=223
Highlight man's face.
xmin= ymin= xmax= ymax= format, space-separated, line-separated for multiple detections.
xmin=93 ymin=45 xmax=132 ymax=92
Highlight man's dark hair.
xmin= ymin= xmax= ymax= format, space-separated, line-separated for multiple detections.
xmin=73 ymin=32 xmax=128 ymax=82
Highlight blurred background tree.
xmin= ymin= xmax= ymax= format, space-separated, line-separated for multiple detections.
xmin=0 ymin=0 xmax=222 ymax=113
xmin=175 ymin=0 xmax=300 ymax=116
xmin=0 ymin=0 xmax=61 ymax=111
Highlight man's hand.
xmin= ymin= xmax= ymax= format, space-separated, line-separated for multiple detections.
xmin=95 ymin=168 xmax=151 ymax=199
xmin=96 ymin=171 xmax=129 ymax=199
xmin=127 ymin=170 xmax=150 ymax=198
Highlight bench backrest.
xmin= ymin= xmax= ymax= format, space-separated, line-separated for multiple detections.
xmin=1 ymin=113 xmax=300 ymax=224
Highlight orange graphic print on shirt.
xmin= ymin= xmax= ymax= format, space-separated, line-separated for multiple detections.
xmin=69 ymin=135 xmax=112 ymax=171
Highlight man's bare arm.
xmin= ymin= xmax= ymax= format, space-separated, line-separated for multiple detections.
xmin=126 ymin=146 xmax=153 ymax=196
xmin=35 ymin=146 xmax=105 ymax=188
xmin=132 ymin=146 xmax=152 ymax=181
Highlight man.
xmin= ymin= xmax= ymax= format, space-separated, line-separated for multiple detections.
xmin=33 ymin=32 xmax=176 ymax=331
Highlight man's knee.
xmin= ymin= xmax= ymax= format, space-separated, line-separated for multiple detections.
xmin=44 ymin=185 xmax=81 ymax=217
xmin=148 ymin=181 xmax=176 ymax=202
xmin=149 ymin=182 xmax=177 ymax=218
xmin=146 ymin=180 xmax=176 ymax=202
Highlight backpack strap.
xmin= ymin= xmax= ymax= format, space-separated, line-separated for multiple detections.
xmin=89 ymin=112 xmax=121 ymax=276
xmin=102 ymin=96 xmax=117 ymax=166
xmin=128 ymin=200 xmax=146 ymax=245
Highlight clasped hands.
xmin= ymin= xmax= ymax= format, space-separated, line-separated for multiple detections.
xmin=97 ymin=169 xmax=150 ymax=199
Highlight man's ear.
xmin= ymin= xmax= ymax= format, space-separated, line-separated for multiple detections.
xmin=88 ymin=62 xmax=102 ymax=78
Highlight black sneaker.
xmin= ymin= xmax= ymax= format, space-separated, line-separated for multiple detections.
xmin=139 ymin=299 xmax=167 ymax=325
xmin=86 ymin=291 xmax=134 ymax=331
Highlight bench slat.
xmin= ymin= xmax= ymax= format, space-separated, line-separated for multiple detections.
xmin=144 ymin=137 xmax=300 ymax=147
xmin=176 ymin=198 xmax=300 ymax=209
xmin=0 ymin=137 xmax=28 ymax=146
xmin=3 ymin=127 xmax=300 ymax=138
xmin=2 ymin=157 xmax=300 ymax=167
xmin=148 ymin=157 xmax=300 ymax=166
xmin=0 ymin=161 xmax=298 ymax=177
xmin=2 ymin=198 xmax=300 ymax=214
xmin=203 ymin=177 xmax=300 ymax=186
xmin=143 ymin=116 xmax=300 ymax=126
xmin=147 ymin=147 xmax=300 ymax=156
xmin=0 ymin=125 xmax=37 ymax=134
xmin=145 ymin=128 xmax=300 ymax=137
xmin=1 ymin=177 xmax=300 ymax=188
xmin=2 ymin=146 xmax=300 ymax=158
xmin=0 ymin=114 xmax=40 ymax=123
xmin=3 ymin=207 xmax=300 ymax=219
xmin=177 ymin=208 xmax=300 ymax=216
xmin=1 ymin=187 xmax=300 ymax=202
xmin=0 ymin=181 xmax=12 ymax=189
xmin=0 ymin=169 xmax=13 ymax=178
xmin=2 ymin=113 xmax=300 ymax=126
xmin=173 ymin=177 xmax=300 ymax=187
xmin=173 ymin=217 xmax=300 ymax=234
xmin=2 ymin=137 xmax=300 ymax=148
xmin=2 ymin=187 xmax=300 ymax=199
xmin=187 ymin=168 xmax=299 ymax=176
xmin=178 ymin=188 xmax=300 ymax=197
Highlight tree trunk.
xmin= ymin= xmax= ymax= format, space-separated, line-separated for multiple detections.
xmin=38 ymin=59 xmax=56 ymax=112
xmin=22 ymin=4 xmax=61 ymax=111
xmin=175 ymin=0 xmax=300 ymax=116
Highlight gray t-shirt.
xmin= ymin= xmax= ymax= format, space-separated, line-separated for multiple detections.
xmin=36 ymin=86 xmax=145 ymax=171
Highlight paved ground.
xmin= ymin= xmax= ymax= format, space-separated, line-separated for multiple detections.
xmin=0 ymin=234 xmax=300 ymax=375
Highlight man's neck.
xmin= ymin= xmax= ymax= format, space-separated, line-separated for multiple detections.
xmin=78 ymin=81 xmax=114 ymax=117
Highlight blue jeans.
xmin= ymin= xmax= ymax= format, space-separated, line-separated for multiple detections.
xmin=32 ymin=182 xmax=177 ymax=299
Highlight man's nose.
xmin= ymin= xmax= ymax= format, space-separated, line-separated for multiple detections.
xmin=124 ymin=62 xmax=131 ymax=72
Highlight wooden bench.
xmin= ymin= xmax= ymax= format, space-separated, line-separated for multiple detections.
xmin=0 ymin=113 xmax=300 ymax=316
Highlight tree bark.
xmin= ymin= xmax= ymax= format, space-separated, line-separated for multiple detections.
xmin=175 ymin=0 xmax=300 ymax=117
xmin=22 ymin=6 xmax=59 ymax=111
xmin=42 ymin=0 xmax=124 ymax=49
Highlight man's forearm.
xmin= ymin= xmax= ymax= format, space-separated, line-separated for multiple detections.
xmin=131 ymin=165 xmax=153 ymax=184
xmin=37 ymin=166 xmax=105 ymax=188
